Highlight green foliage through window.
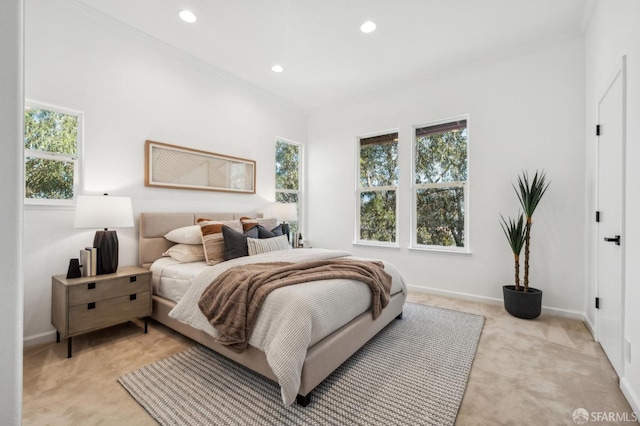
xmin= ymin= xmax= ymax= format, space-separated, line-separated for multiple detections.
xmin=275 ymin=140 xmax=301 ymax=234
xmin=24 ymin=105 xmax=81 ymax=202
xmin=358 ymin=132 xmax=398 ymax=243
xmin=414 ymin=119 xmax=468 ymax=248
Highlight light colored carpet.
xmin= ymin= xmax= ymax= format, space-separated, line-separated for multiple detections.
xmin=118 ymin=302 xmax=484 ymax=425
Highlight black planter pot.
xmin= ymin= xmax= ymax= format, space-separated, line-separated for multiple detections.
xmin=502 ymin=285 xmax=543 ymax=319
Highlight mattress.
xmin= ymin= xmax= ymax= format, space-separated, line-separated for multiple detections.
xmin=150 ymin=257 xmax=208 ymax=303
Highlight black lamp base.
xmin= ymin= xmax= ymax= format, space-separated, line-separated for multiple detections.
xmin=93 ymin=230 xmax=119 ymax=275
xmin=282 ymin=223 xmax=291 ymax=242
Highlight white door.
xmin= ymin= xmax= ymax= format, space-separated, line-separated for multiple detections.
xmin=596 ymin=57 xmax=626 ymax=377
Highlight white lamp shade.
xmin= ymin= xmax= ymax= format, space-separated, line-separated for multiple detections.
xmin=74 ymin=195 xmax=134 ymax=229
xmin=272 ymin=202 xmax=298 ymax=222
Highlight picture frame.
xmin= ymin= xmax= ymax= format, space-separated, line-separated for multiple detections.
xmin=145 ymin=140 xmax=256 ymax=194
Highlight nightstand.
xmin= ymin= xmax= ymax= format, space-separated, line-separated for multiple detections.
xmin=51 ymin=266 xmax=152 ymax=358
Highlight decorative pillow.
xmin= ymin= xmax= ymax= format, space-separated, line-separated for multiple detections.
xmin=164 ymin=225 xmax=202 ymax=244
xmin=257 ymin=217 xmax=278 ymax=230
xmin=221 ymin=225 xmax=259 ymax=260
xmin=247 ymin=235 xmax=291 ymax=256
xmin=257 ymin=224 xmax=285 ymax=238
xmin=240 ymin=217 xmax=279 ymax=233
xmin=239 ymin=217 xmax=259 ymax=232
xmin=162 ymin=244 xmax=205 ymax=263
xmin=198 ymin=219 xmax=243 ymax=265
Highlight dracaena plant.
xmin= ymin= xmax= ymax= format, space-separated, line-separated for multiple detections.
xmin=513 ymin=170 xmax=550 ymax=292
xmin=500 ymin=212 xmax=526 ymax=290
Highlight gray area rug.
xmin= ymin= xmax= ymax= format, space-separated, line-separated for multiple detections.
xmin=119 ymin=302 xmax=484 ymax=425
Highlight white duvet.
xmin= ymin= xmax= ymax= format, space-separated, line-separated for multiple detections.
xmin=168 ymin=248 xmax=407 ymax=405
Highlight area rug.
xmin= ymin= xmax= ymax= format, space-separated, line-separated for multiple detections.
xmin=118 ymin=302 xmax=484 ymax=425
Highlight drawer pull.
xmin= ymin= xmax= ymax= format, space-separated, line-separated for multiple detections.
xmin=88 ymin=283 xmax=96 ymax=290
xmin=130 ymin=276 xmax=137 ymax=283
xmin=88 ymin=302 xmax=96 ymax=310
xmin=130 ymin=294 xmax=137 ymax=301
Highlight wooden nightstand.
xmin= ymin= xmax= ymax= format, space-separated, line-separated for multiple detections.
xmin=51 ymin=266 xmax=152 ymax=358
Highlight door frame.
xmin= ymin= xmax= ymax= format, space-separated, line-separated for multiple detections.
xmin=594 ymin=55 xmax=627 ymax=373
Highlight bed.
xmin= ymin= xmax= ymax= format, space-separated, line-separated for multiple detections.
xmin=139 ymin=212 xmax=407 ymax=406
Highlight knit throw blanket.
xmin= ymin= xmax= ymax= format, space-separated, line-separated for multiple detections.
xmin=198 ymin=259 xmax=392 ymax=352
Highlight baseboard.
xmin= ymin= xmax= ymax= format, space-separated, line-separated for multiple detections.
xmin=620 ymin=377 xmax=640 ymax=415
xmin=23 ymin=330 xmax=57 ymax=348
xmin=406 ymin=285 xmax=585 ymax=320
xmin=583 ymin=315 xmax=597 ymax=340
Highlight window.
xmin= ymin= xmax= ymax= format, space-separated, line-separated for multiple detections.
xmin=357 ymin=131 xmax=399 ymax=245
xmin=413 ymin=117 xmax=468 ymax=251
xmin=24 ymin=102 xmax=82 ymax=205
xmin=275 ymin=139 xmax=302 ymax=233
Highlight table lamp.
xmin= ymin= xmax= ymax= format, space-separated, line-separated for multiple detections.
xmin=272 ymin=202 xmax=298 ymax=241
xmin=74 ymin=194 xmax=134 ymax=275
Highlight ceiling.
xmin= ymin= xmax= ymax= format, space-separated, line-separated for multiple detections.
xmin=73 ymin=0 xmax=588 ymax=111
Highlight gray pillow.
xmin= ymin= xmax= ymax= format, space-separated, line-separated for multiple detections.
xmin=257 ymin=224 xmax=285 ymax=238
xmin=222 ymin=225 xmax=259 ymax=260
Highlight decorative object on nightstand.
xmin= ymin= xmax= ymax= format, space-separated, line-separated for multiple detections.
xmin=66 ymin=258 xmax=82 ymax=279
xmin=51 ymin=266 xmax=151 ymax=358
xmin=272 ymin=202 xmax=298 ymax=242
xmin=74 ymin=194 xmax=134 ymax=275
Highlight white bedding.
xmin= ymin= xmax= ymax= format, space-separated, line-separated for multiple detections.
xmin=150 ymin=257 xmax=208 ymax=303
xmin=168 ymin=248 xmax=407 ymax=405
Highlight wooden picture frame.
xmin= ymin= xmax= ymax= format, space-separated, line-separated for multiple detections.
xmin=145 ymin=140 xmax=256 ymax=194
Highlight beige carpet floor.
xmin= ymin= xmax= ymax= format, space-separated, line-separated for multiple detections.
xmin=23 ymin=292 xmax=634 ymax=425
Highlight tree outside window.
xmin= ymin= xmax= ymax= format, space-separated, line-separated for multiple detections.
xmin=24 ymin=103 xmax=82 ymax=205
xmin=357 ymin=132 xmax=398 ymax=244
xmin=414 ymin=118 xmax=468 ymax=249
xmin=275 ymin=139 xmax=301 ymax=233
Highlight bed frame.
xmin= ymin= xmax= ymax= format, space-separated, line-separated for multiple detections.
xmin=139 ymin=212 xmax=406 ymax=406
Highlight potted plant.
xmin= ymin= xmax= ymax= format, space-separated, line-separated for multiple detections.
xmin=500 ymin=171 xmax=549 ymax=319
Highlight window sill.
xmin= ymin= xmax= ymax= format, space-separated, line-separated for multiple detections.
xmin=24 ymin=202 xmax=76 ymax=211
xmin=352 ymin=241 xmax=401 ymax=249
xmin=408 ymin=246 xmax=472 ymax=255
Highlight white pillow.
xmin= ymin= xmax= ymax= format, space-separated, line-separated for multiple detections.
xmin=247 ymin=235 xmax=291 ymax=256
xmin=162 ymin=244 xmax=205 ymax=263
xmin=164 ymin=225 xmax=202 ymax=244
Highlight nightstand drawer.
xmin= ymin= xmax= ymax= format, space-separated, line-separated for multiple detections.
xmin=68 ymin=274 xmax=150 ymax=306
xmin=68 ymin=292 xmax=151 ymax=335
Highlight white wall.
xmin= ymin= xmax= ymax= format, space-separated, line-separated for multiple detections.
xmin=0 ymin=0 xmax=23 ymax=422
xmin=584 ymin=0 xmax=640 ymax=413
xmin=307 ymin=38 xmax=586 ymax=315
xmin=23 ymin=0 xmax=307 ymax=343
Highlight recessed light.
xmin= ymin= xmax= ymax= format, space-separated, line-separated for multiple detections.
xmin=271 ymin=64 xmax=284 ymax=73
xmin=179 ymin=10 xmax=197 ymax=23
xmin=360 ymin=21 xmax=377 ymax=33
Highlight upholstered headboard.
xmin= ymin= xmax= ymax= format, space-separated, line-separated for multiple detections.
xmin=138 ymin=212 xmax=263 ymax=268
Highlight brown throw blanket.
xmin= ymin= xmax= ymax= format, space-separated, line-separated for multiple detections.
xmin=198 ymin=259 xmax=392 ymax=352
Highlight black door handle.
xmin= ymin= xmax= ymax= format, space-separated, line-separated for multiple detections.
xmin=604 ymin=235 xmax=621 ymax=245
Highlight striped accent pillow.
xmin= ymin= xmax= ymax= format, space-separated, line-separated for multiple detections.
xmin=239 ymin=217 xmax=259 ymax=232
xmin=240 ymin=217 xmax=278 ymax=232
xmin=246 ymin=235 xmax=291 ymax=256
xmin=198 ymin=219 xmax=243 ymax=265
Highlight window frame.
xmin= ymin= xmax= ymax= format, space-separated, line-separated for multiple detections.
xmin=275 ymin=137 xmax=303 ymax=234
xmin=411 ymin=115 xmax=470 ymax=253
xmin=24 ymin=100 xmax=83 ymax=207
xmin=355 ymin=129 xmax=400 ymax=248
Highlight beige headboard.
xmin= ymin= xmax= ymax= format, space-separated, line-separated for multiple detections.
xmin=139 ymin=212 xmax=263 ymax=268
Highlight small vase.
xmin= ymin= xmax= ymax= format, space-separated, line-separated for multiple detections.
xmin=66 ymin=258 xmax=82 ymax=279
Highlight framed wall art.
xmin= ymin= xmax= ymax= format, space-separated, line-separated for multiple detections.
xmin=145 ymin=140 xmax=256 ymax=194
